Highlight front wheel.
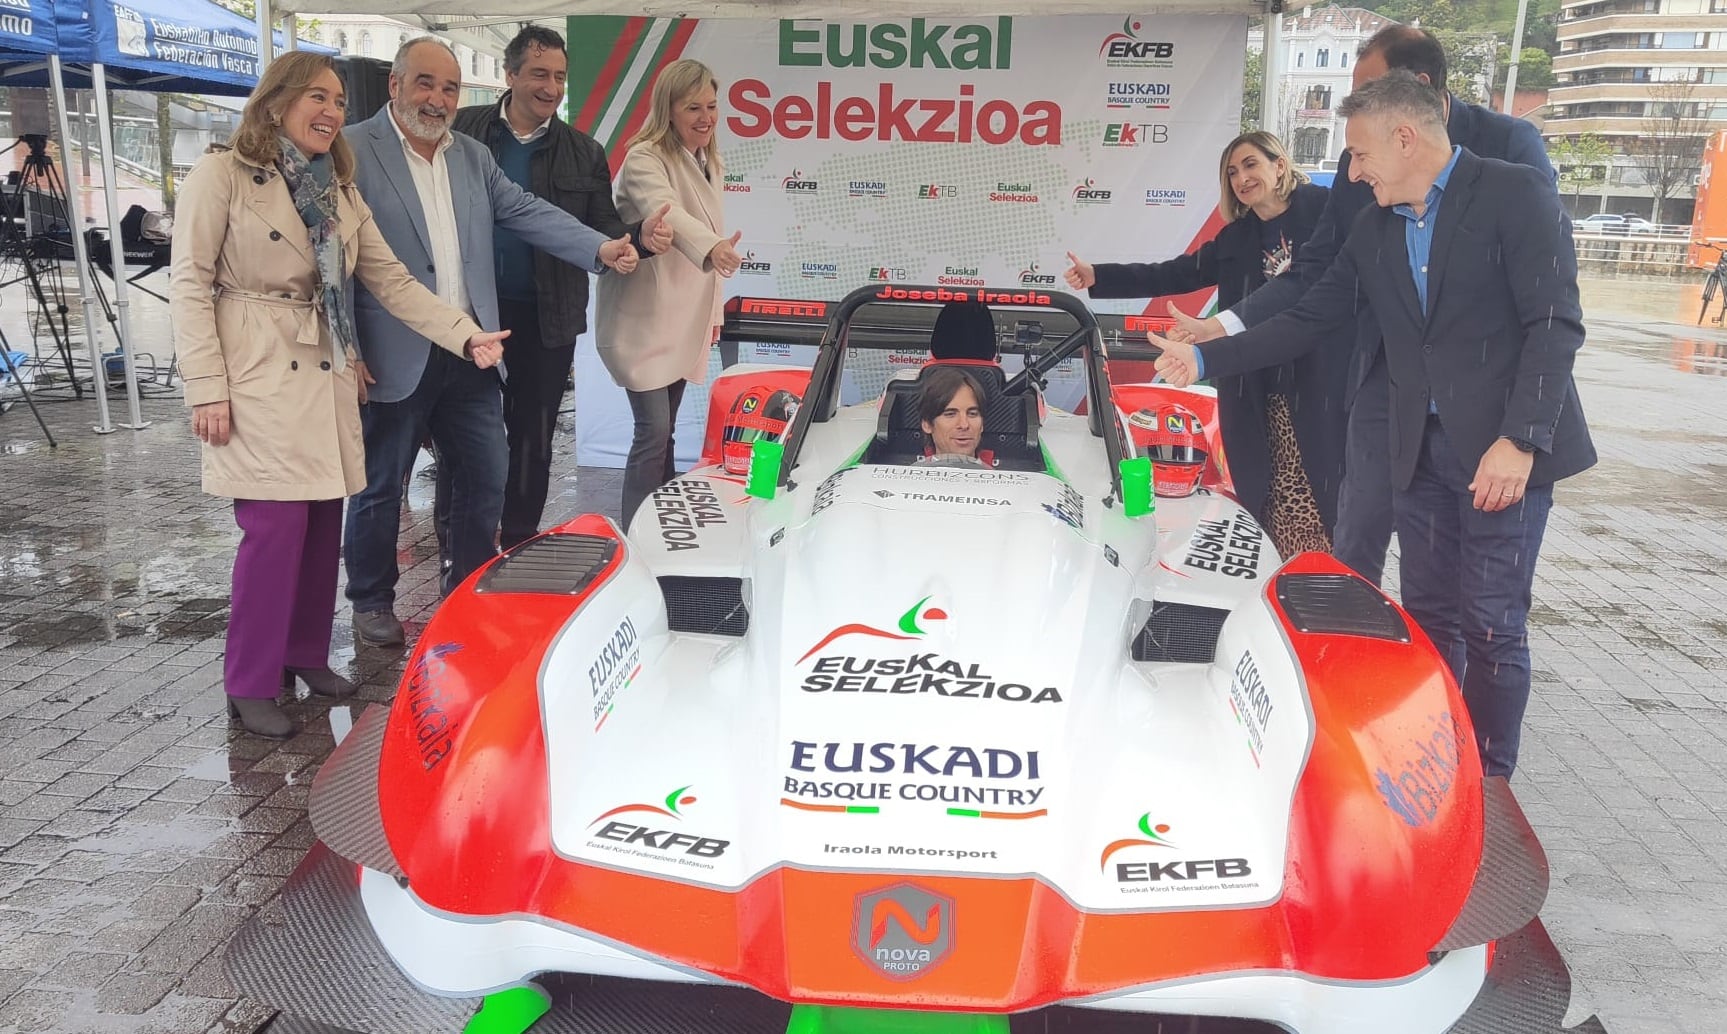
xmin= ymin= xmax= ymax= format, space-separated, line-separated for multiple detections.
xmin=1702 ymin=272 xmax=1723 ymax=326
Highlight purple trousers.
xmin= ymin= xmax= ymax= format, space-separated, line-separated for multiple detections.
xmin=225 ymin=498 xmax=342 ymax=699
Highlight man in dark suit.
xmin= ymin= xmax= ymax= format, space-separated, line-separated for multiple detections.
xmin=1169 ymin=27 xmax=1555 ymax=588
xmin=1151 ymin=71 xmax=1595 ymax=777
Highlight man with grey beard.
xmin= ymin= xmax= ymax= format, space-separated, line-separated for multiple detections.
xmin=341 ymin=37 xmax=668 ymax=648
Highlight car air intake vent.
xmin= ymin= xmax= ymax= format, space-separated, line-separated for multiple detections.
xmin=660 ymin=576 xmax=750 ymax=636
xmin=1275 ymin=573 xmax=1410 ymax=642
xmin=475 ymin=534 xmax=616 ymax=595
xmin=1133 ymin=601 xmax=1231 ymax=663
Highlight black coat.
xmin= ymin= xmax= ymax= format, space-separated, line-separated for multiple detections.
xmin=453 ymin=97 xmax=641 ymax=348
xmin=1089 ymin=182 xmax=1341 ymax=527
xmin=1198 ymin=151 xmax=1595 ymax=492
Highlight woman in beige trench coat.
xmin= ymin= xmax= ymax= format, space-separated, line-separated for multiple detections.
xmin=596 ymin=59 xmax=745 ymax=526
xmin=169 ymin=52 xmax=508 ymax=738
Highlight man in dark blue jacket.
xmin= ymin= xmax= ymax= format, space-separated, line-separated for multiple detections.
xmin=1172 ymin=27 xmax=1555 ymax=587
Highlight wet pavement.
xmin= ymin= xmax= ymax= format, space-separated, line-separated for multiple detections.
xmin=0 ymin=278 xmax=1724 ymax=1034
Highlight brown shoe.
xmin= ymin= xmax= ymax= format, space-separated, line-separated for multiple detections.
xmin=285 ymin=666 xmax=359 ymax=699
xmin=227 ymin=697 xmax=296 ymax=739
xmin=352 ymin=609 xmax=406 ymax=647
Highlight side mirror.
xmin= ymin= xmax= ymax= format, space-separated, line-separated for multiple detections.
xmin=746 ymin=439 xmax=783 ymax=500
xmin=1118 ymin=456 xmax=1154 ymax=518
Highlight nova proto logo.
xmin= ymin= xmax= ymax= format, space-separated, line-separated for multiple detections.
xmin=1099 ymin=17 xmax=1176 ymax=66
xmin=1145 ymin=188 xmax=1187 ymax=207
xmin=853 ymin=883 xmax=955 ymax=979
xmin=1103 ymin=122 xmax=1170 ymax=147
xmin=798 ymin=596 xmax=947 ymax=664
xmin=917 ymin=183 xmax=957 ymax=199
xmin=723 ymin=172 xmax=751 ymax=193
xmin=782 ymin=168 xmax=819 ymax=193
xmin=738 ymin=250 xmax=773 ymax=275
xmin=1099 ymin=813 xmax=1176 ymax=870
xmin=869 ymin=266 xmax=908 ymax=281
xmin=1019 ymin=262 xmax=1057 ymax=286
xmin=1072 ymin=178 xmax=1112 ymax=205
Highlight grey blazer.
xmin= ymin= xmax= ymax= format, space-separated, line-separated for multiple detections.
xmin=345 ymin=107 xmax=610 ymax=403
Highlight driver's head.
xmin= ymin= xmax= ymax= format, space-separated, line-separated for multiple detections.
xmin=930 ymin=301 xmax=997 ymax=361
xmin=919 ymin=367 xmax=985 ymax=458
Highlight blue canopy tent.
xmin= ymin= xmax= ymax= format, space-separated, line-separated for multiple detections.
xmin=1 ymin=0 xmax=333 ymax=430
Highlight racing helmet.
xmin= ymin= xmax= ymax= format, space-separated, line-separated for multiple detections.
xmin=1127 ymin=404 xmax=1208 ymax=497
xmin=722 ymin=388 xmax=800 ymax=475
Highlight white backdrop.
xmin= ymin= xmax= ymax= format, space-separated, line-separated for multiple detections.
xmin=575 ymin=13 xmax=1244 ymax=466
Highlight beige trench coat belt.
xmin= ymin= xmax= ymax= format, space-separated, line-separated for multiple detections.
xmin=215 ymin=287 xmax=342 ymax=364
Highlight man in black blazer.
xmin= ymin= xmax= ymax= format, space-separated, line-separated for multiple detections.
xmin=1152 ymin=71 xmax=1595 ymax=777
xmin=1169 ymin=27 xmax=1556 ymax=588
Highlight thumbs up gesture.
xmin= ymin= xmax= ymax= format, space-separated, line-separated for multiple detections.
xmin=1063 ymin=251 xmax=1096 ymax=291
xmin=642 ymin=202 xmax=674 ymax=254
xmin=600 ymin=234 xmax=639 ymax=274
xmin=710 ymin=230 xmax=744 ymax=278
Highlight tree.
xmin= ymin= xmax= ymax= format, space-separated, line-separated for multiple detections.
xmin=1549 ymin=134 xmax=1610 ymax=212
xmin=1633 ymin=80 xmax=1709 ymax=224
xmin=1242 ymin=47 xmax=1263 ymax=133
xmin=1498 ymin=45 xmax=1554 ymax=91
xmin=1432 ymin=28 xmax=1494 ymax=104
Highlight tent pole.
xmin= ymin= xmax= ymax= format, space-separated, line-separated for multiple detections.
xmin=283 ymin=14 xmax=298 ymax=52
xmin=49 ymin=55 xmax=116 ymax=435
xmin=257 ymin=0 xmax=275 ymax=71
xmin=1259 ymin=5 xmax=1284 ymax=134
xmin=91 ymin=64 xmax=148 ymax=431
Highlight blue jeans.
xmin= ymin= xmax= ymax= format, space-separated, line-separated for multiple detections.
xmin=1334 ymin=357 xmax=1395 ymax=586
xmin=344 ymin=346 xmax=506 ymax=611
xmin=1393 ymin=416 xmax=1553 ymax=778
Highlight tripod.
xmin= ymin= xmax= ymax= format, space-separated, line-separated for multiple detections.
xmin=0 ymin=135 xmax=85 ymax=398
xmin=0 ymin=324 xmax=57 ymax=446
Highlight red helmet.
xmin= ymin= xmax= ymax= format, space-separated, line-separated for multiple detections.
xmin=1127 ymin=404 xmax=1207 ymax=497
xmin=722 ymin=388 xmax=800 ymax=475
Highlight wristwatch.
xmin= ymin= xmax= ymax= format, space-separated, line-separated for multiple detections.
xmin=1502 ymin=436 xmax=1536 ymax=454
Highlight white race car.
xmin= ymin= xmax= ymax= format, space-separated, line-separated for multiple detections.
xmin=229 ymin=285 xmax=1602 ymax=1034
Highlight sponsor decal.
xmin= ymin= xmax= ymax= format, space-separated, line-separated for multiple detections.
xmin=781 ymin=17 xmax=1013 ymax=69
xmin=784 ymin=740 xmax=1046 ymax=813
xmin=801 ymin=655 xmax=1063 ymax=705
xmin=853 ymin=883 xmax=954 ymax=979
xmin=1115 ymin=857 xmax=1256 ymax=889
xmin=874 ymin=489 xmax=1011 ymax=507
xmin=938 ymin=264 xmax=984 ymax=287
xmin=826 ymin=843 xmax=1000 ymax=858
xmin=1103 ymin=122 xmax=1170 ymax=147
xmin=800 ymin=261 xmax=840 ymax=279
xmin=990 ymin=181 xmax=1039 ymax=204
xmin=1375 ymin=712 xmax=1464 ymax=828
xmin=588 ymin=617 xmax=640 ymax=729
xmin=917 ymin=183 xmax=958 ymax=199
xmin=405 ymin=642 xmax=463 ymax=771
xmin=872 ymin=466 xmax=1030 ymax=484
xmin=1018 ymin=262 xmax=1057 ymax=286
xmin=722 ymin=172 xmax=751 ymax=193
xmin=1044 ymin=484 xmax=1084 ymax=530
xmin=731 ymin=80 xmax=1060 ymax=146
xmin=739 ymin=298 xmax=827 ymax=318
xmin=738 ymin=250 xmax=773 ymax=275
xmin=1072 ymin=178 xmax=1113 ymax=205
xmin=869 ymin=265 xmax=909 ymax=282
xmin=812 ymin=469 xmax=849 ymax=515
xmin=1099 ymin=813 xmax=1177 ymax=870
xmin=873 ymin=285 xmax=1053 ymax=306
xmin=586 ymin=786 xmax=728 ymax=869
xmin=848 ymin=179 xmax=888 ymax=198
xmin=782 ymin=168 xmax=819 ymax=193
xmin=1106 ymin=80 xmax=1175 ymax=109
xmin=1098 ymin=17 xmax=1177 ymax=68
xmin=1145 ymin=188 xmax=1187 ymax=207
xmin=652 ymin=479 xmax=727 ymax=552
xmin=798 ymin=596 xmax=946 ymax=663
xmin=1184 ymin=511 xmax=1262 ymax=579
xmin=1227 ymin=652 xmax=1273 ymax=767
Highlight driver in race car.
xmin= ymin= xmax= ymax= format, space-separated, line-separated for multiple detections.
xmin=917 ymin=366 xmax=995 ymax=467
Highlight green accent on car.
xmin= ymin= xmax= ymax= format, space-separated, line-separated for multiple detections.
xmin=787 ymin=1004 xmax=1010 ymax=1034
xmin=463 ymin=984 xmax=551 ymax=1034
xmin=746 ymin=439 xmax=784 ymax=500
xmin=948 ymin=807 xmax=982 ymax=817
xmin=664 ymin=785 xmax=693 ymax=814
xmin=898 ymin=595 xmax=933 ymax=635
xmin=1119 ymin=456 xmax=1154 ymax=518
xmin=1041 ymin=443 xmax=1068 ymax=482
xmin=847 ymin=805 xmax=880 ymax=814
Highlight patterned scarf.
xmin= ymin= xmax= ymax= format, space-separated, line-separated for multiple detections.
xmin=276 ymin=137 xmax=353 ymax=372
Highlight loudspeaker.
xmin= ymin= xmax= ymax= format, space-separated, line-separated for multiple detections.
xmin=11 ymin=89 xmax=52 ymax=137
xmin=337 ymin=57 xmax=393 ymax=125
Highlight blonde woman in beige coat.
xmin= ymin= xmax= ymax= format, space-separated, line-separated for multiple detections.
xmin=169 ymin=53 xmax=509 ymax=739
xmin=596 ymin=59 xmax=744 ymax=526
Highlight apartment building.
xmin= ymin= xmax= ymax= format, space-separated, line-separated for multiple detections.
xmin=1249 ymin=5 xmax=1396 ymax=167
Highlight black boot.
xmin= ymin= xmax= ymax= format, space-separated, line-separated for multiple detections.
xmin=227 ymin=697 xmax=296 ymax=739
xmin=284 ymin=666 xmax=359 ymax=699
